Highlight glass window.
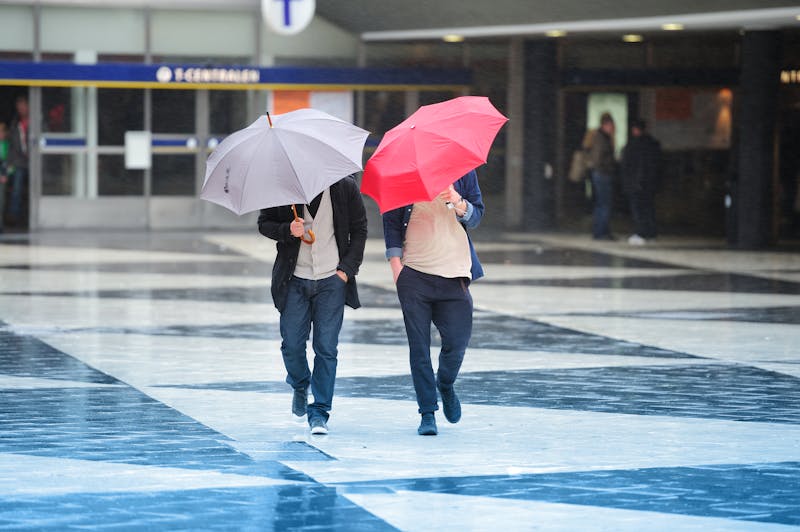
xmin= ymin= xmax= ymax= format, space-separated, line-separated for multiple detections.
xmin=363 ymin=91 xmax=406 ymax=137
xmin=152 ymin=89 xmax=195 ymax=133
xmin=152 ymin=154 xmax=195 ymax=195
xmin=210 ymin=90 xmax=249 ymax=136
xmin=97 ymin=155 xmax=144 ymax=195
xmin=42 ymin=153 xmax=83 ymax=195
xmin=42 ymin=87 xmax=80 ymax=134
xmin=98 ymin=89 xmax=144 ymax=145
xmin=41 ymin=87 xmax=88 ymax=198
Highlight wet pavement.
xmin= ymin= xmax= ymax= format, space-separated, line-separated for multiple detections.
xmin=1 ymin=229 xmax=799 ymax=530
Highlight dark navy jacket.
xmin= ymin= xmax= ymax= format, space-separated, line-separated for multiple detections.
xmin=382 ymin=169 xmax=485 ymax=281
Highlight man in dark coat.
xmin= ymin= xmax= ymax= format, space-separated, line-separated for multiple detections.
xmin=257 ymin=175 xmax=367 ymax=434
xmin=621 ymin=119 xmax=662 ymax=244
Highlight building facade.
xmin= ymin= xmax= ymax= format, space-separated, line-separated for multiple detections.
xmin=1 ymin=2 xmax=799 ymax=245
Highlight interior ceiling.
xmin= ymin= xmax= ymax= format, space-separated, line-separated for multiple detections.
xmin=314 ymin=0 xmax=800 ymax=40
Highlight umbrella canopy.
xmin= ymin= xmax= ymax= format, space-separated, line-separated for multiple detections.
xmin=360 ymin=95 xmax=507 ymax=213
xmin=201 ymin=108 xmax=369 ymax=215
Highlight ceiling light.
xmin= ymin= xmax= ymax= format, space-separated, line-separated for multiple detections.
xmin=442 ymin=34 xmax=464 ymax=43
xmin=661 ymin=23 xmax=684 ymax=31
xmin=623 ymin=34 xmax=644 ymax=43
xmin=545 ymin=30 xmax=567 ymax=38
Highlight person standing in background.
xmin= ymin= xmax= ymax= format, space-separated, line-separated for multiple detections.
xmin=621 ymin=118 xmax=662 ymax=245
xmin=587 ymin=112 xmax=617 ymax=240
xmin=7 ymin=95 xmax=30 ymax=228
xmin=0 ymin=122 xmax=10 ymax=233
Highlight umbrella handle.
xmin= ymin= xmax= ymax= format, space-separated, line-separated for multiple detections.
xmin=291 ymin=204 xmax=316 ymax=244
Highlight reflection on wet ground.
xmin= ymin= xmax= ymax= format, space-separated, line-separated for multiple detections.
xmin=1 ymin=231 xmax=799 ymax=530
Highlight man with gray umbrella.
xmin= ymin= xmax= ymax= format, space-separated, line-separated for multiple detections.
xmin=257 ymin=175 xmax=367 ymax=435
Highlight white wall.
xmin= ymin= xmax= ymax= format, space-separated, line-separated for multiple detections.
xmin=40 ymin=6 xmax=146 ymax=54
xmin=0 ymin=5 xmax=34 ymax=51
xmin=151 ymin=10 xmax=256 ymax=58
xmin=2 ymin=5 xmax=359 ymax=64
xmin=261 ymin=16 xmax=359 ymax=63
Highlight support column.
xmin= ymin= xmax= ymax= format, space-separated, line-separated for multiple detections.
xmin=735 ymin=30 xmax=782 ymax=249
xmin=505 ymin=38 xmax=525 ymax=229
xmin=522 ymin=40 xmax=558 ymax=229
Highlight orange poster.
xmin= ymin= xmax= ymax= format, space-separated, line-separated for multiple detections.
xmin=273 ymin=90 xmax=311 ymax=114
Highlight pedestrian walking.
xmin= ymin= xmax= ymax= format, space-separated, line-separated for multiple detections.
xmin=257 ymin=175 xmax=367 ymax=435
xmin=382 ymin=169 xmax=485 ymax=436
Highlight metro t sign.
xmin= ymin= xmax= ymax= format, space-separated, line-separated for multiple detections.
xmin=262 ymin=0 xmax=316 ymax=35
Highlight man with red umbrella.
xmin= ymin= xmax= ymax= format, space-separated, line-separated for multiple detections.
xmin=363 ymin=96 xmax=504 ymax=436
xmin=382 ymin=170 xmax=485 ymax=435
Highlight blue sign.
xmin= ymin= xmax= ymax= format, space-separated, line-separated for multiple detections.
xmin=0 ymin=61 xmax=472 ymax=90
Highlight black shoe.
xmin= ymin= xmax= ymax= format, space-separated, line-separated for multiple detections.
xmin=292 ymin=387 xmax=308 ymax=417
xmin=438 ymin=383 xmax=462 ymax=424
xmin=417 ymin=412 xmax=437 ymax=436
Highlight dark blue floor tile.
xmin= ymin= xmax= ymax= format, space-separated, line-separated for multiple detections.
xmin=0 ymin=328 xmax=327 ymax=478
xmin=1 ymin=286 xmax=272 ymax=304
xmin=486 ymin=273 xmax=800 ymax=295
xmin=602 ymin=305 xmax=800 ymax=325
xmin=341 ymin=462 xmax=800 ymax=525
xmin=0 ymin=260 xmax=271 ymax=276
xmin=64 ymin=312 xmax=694 ymax=358
xmin=0 ymin=485 xmax=398 ymax=531
xmin=0 ymin=326 xmax=117 ymax=384
xmin=172 ymin=363 xmax=800 ymax=424
xmin=476 ymin=247 xmax=676 ymax=268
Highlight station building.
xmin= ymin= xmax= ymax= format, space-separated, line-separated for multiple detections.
xmin=1 ymin=1 xmax=799 ymax=247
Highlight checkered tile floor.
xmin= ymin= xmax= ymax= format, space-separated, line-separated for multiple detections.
xmin=1 ymin=229 xmax=799 ymax=530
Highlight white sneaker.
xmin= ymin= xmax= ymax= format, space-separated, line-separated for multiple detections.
xmin=310 ymin=418 xmax=328 ymax=435
xmin=627 ymin=234 xmax=646 ymax=246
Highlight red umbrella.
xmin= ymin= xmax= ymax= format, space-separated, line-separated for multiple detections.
xmin=361 ymin=96 xmax=507 ymax=213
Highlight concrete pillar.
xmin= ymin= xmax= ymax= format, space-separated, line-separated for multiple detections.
xmin=522 ymin=40 xmax=557 ymax=229
xmin=735 ymin=30 xmax=782 ymax=249
xmin=505 ymin=38 xmax=525 ymax=229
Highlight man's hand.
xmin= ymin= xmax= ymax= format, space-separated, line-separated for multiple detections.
xmin=438 ymin=184 xmax=461 ymax=205
xmin=336 ymin=269 xmax=348 ymax=283
xmin=438 ymin=184 xmax=467 ymax=217
xmin=389 ymin=256 xmax=403 ymax=283
xmin=290 ymin=218 xmax=305 ymax=238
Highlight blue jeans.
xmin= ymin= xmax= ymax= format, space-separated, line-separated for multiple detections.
xmin=7 ymin=167 xmax=27 ymax=221
xmin=279 ymin=274 xmax=346 ymax=422
xmin=591 ymin=170 xmax=613 ymax=238
xmin=396 ymin=267 xmax=473 ymax=414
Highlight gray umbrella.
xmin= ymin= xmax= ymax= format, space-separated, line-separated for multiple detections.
xmin=201 ymin=108 xmax=369 ymax=215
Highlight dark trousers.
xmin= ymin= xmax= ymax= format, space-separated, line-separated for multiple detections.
xmin=0 ymin=178 xmax=5 ymax=230
xmin=396 ymin=267 xmax=473 ymax=414
xmin=591 ymin=170 xmax=613 ymax=238
xmin=8 ymin=167 xmax=27 ymax=222
xmin=279 ymin=274 xmax=346 ymax=422
xmin=629 ymin=190 xmax=658 ymax=239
